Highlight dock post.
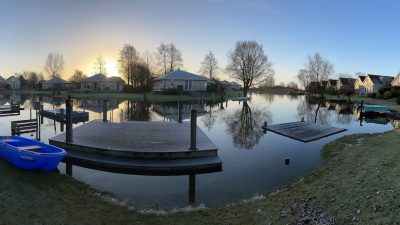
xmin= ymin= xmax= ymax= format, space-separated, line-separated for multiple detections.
xmin=40 ymin=104 xmax=44 ymax=124
xmin=103 ymin=100 xmax=108 ymax=122
xmin=188 ymin=174 xmax=196 ymax=205
xmin=66 ymin=163 xmax=73 ymax=176
xmin=178 ymin=101 xmax=182 ymax=123
xmin=189 ymin=109 xmax=198 ymax=150
xmin=60 ymin=108 xmax=65 ymax=132
xmin=65 ymin=95 xmax=73 ymax=143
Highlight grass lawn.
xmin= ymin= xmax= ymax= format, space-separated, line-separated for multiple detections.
xmin=2 ymin=129 xmax=400 ymax=224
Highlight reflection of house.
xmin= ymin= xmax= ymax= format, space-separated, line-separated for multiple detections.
xmin=80 ymin=74 xmax=124 ymax=91
xmin=6 ymin=76 xmax=21 ymax=89
xmin=79 ymin=99 xmax=120 ymax=113
xmin=392 ymin=74 xmax=400 ymax=87
xmin=362 ymin=74 xmax=394 ymax=94
xmin=152 ymin=103 xmax=207 ymax=121
xmin=0 ymin=76 xmax=7 ymax=89
xmin=153 ymin=69 xmax=208 ymax=92
xmin=42 ymin=77 xmax=72 ymax=89
xmin=337 ymin=78 xmax=355 ymax=91
xmin=354 ymin=75 xmax=366 ymax=95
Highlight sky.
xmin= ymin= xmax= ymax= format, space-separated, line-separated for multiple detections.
xmin=1 ymin=0 xmax=400 ymax=84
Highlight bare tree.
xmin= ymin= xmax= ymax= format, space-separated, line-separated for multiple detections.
xmin=132 ymin=61 xmax=153 ymax=99
xmin=118 ymin=44 xmax=138 ymax=87
xmin=304 ymin=53 xmax=333 ymax=98
xmin=69 ymin=69 xmax=87 ymax=85
xmin=297 ymin=69 xmax=311 ymax=90
xmin=156 ymin=42 xmax=183 ymax=75
xmin=287 ymin=81 xmax=298 ymax=90
xmin=199 ymin=51 xmax=219 ymax=79
xmin=94 ymin=55 xmax=107 ymax=75
xmin=44 ymin=52 xmax=64 ymax=78
xmin=226 ymin=41 xmax=274 ymax=96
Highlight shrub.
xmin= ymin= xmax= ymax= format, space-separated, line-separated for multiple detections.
xmin=397 ymin=98 xmax=400 ymax=105
xmin=391 ymin=86 xmax=400 ymax=97
xmin=367 ymin=93 xmax=377 ymax=98
xmin=159 ymin=88 xmax=180 ymax=95
xmin=384 ymin=91 xmax=392 ymax=99
xmin=378 ymin=87 xmax=391 ymax=95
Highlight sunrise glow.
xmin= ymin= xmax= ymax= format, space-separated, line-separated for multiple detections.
xmin=105 ymin=62 xmax=119 ymax=77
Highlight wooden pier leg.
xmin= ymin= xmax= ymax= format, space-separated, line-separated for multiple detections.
xmin=188 ymin=174 xmax=196 ymax=206
xmin=60 ymin=108 xmax=65 ymax=132
xmin=40 ymin=105 xmax=44 ymax=124
xmin=66 ymin=163 xmax=73 ymax=176
xmin=103 ymin=100 xmax=108 ymax=122
xmin=178 ymin=101 xmax=182 ymax=123
xmin=65 ymin=95 xmax=73 ymax=143
xmin=189 ymin=110 xmax=198 ymax=150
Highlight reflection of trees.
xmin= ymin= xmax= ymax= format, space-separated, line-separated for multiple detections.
xmin=201 ymin=105 xmax=218 ymax=131
xmin=225 ymin=101 xmax=272 ymax=149
xmin=297 ymin=96 xmax=331 ymax=125
xmin=335 ymin=103 xmax=353 ymax=125
xmin=125 ymin=101 xmax=151 ymax=121
xmin=264 ymin=94 xmax=275 ymax=103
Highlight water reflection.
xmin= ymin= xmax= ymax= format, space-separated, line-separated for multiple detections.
xmin=124 ymin=100 xmax=152 ymax=121
xmin=224 ymin=101 xmax=272 ymax=149
xmin=297 ymin=97 xmax=331 ymax=125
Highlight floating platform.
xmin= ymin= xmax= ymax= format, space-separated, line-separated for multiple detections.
xmin=40 ymin=109 xmax=89 ymax=123
xmin=0 ymin=104 xmax=23 ymax=117
xmin=49 ymin=120 xmax=221 ymax=174
xmin=266 ymin=121 xmax=346 ymax=142
xmin=362 ymin=105 xmax=389 ymax=112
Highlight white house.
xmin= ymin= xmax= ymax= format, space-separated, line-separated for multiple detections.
xmin=6 ymin=76 xmax=21 ymax=89
xmin=391 ymin=74 xmax=400 ymax=87
xmin=41 ymin=77 xmax=72 ymax=90
xmin=80 ymin=74 xmax=124 ymax=91
xmin=0 ymin=76 xmax=7 ymax=89
xmin=153 ymin=69 xmax=208 ymax=92
xmin=220 ymin=80 xmax=241 ymax=90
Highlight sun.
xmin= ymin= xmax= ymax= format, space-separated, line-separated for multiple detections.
xmin=105 ymin=62 xmax=119 ymax=77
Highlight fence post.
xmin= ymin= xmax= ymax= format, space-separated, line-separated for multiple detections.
xmin=65 ymin=95 xmax=73 ymax=143
xmin=189 ymin=109 xmax=197 ymax=150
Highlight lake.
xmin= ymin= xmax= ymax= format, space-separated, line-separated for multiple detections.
xmin=0 ymin=93 xmax=396 ymax=209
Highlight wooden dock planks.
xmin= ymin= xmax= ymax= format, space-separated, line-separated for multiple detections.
xmin=266 ymin=121 xmax=346 ymax=142
xmin=49 ymin=120 xmax=218 ymax=158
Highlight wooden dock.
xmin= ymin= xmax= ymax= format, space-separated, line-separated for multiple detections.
xmin=266 ymin=121 xmax=346 ymax=142
xmin=39 ymin=109 xmax=89 ymax=123
xmin=49 ymin=120 xmax=222 ymax=174
xmin=0 ymin=104 xmax=22 ymax=117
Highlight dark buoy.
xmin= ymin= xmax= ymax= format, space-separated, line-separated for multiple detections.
xmin=284 ymin=158 xmax=290 ymax=165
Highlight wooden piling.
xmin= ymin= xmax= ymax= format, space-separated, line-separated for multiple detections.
xmin=65 ymin=95 xmax=73 ymax=143
xmin=60 ymin=109 xmax=65 ymax=132
xmin=40 ymin=104 xmax=44 ymax=124
xmin=189 ymin=109 xmax=198 ymax=150
xmin=188 ymin=174 xmax=196 ymax=205
xmin=103 ymin=100 xmax=108 ymax=122
xmin=66 ymin=163 xmax=73 ymax=176
xmin=178 ymin=101 xmax=182 ymax=123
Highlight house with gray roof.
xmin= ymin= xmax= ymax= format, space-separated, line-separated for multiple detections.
xmin=80 ymin=74 xmax=124 ymax=91
xmin=41 ymin=76 xmax=72 ymax=90
xmin=153 ymin=69 xmax=209 ymax=92
xmin=0 ymin=75 xmax=8 ymax=89
xmin=6 ymin=76 xmax=21 ymax=89
xmin=362 ymin=74 xmax=394 ymax=94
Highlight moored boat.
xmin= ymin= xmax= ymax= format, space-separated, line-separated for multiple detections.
xmin=0 ymin=136 xmax=66 ymax=172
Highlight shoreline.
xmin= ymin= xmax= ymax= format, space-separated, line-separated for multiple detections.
xmin=1 ymin=128 xmax=399 ymax=224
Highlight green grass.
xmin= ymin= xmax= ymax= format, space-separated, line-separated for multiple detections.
xmin=2 ymin=129 xmax=400 ymax=224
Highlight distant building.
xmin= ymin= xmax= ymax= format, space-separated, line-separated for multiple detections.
xmin=80 ymin=74 xmax=124 ymax=91
xmin=220 ymin=80 xmax=241 ymax=90
xmin=0 ymin=76 xmax=7 ymax=89
xmin=354 ymin=75 xmax=366 ymax=95
xmin=41 ymin=77 xmax=72 ymax=90
xmin=326 ymin=79 xmax=338 ymax=90
xmin=153 ymin=69 xmax=208 ymax=92
xmin=6 ymin=76 xmax=21 ymax=89
xmin=337 ymin=77 xmax=355 ymax=91
xmin=362 ymin=74 xmax=394 ymax=94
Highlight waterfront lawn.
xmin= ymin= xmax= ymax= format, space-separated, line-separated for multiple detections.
xmin=2 ymin=129 xmax=400 ymax=224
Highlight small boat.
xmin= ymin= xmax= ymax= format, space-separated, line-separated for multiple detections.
xmin=0 ymin=136 xmax=66 ymax=172
xmin=231 ymin=96 xmax=251 ymax=101
xmin=362 ymin=105 xmax=389 ymax=112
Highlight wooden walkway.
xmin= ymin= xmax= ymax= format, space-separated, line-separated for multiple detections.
xmin=266 ymin=121 xmax=346 ymax=142
xmin=49 ymin=120 xmax=218 ymax=159
xmin=40 ymin=109 xmax=89 ymax=123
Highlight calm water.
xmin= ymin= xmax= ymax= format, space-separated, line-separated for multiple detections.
xmin=0 ymin=93 xmax=396 ymax=209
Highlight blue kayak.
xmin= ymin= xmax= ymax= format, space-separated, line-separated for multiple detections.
xmin=0 ymin=136 xmax=66 ymax=172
